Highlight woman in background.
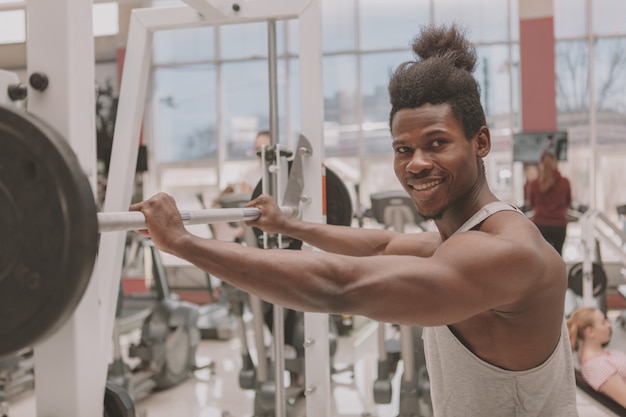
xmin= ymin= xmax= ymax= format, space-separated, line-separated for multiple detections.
xmin=528 ymin=151 xmax=572 ymax=255
xmin=568 ymin=307 xmax=626 ymax=408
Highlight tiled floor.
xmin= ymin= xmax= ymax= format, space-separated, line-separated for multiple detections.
xmin=3 ymin=315 xmax=624 ymax=417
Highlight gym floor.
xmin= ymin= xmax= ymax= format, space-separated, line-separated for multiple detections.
xmin=4 ymin=313 xmax=625 ymax=417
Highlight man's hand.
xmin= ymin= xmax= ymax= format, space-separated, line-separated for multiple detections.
xmin=129 ymin=192 xmax=190 ymax=255
xmin=244 ymin=193 xmax=291 ymax=235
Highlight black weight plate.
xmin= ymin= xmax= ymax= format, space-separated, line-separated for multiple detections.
xmin=567 ymin=262 xmax=607 ymax=298
xmin=250 ymin=165 xmax=354 ymax=248
xmin=0 ymin=104 xmax=99 ymax=356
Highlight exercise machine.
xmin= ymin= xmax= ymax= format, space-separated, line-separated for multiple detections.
xmin=369 ymin=190 xmax=433 ymax=417
xmin=0 ymin=349 xmax=35 ymax=417
xmin=0 ymin=1 xmax=337 ymax=416
xmin=220 ymin=175 xmax=353 ymax=417
xmin=107 ymin=233 xmax=203 ymax=403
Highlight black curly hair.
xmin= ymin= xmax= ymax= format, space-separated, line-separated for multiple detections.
xmin=388 ymin=24 xmax=486 ymax=140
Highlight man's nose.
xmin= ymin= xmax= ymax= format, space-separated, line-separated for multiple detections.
xmin=406 ymin=150 xmax=433 ymax=173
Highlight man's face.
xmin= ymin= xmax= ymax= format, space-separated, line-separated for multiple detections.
xmin=255 ymin=134 xmax=271 ymax=156
xmin=390 ymin=104 xmax=483 ymax=220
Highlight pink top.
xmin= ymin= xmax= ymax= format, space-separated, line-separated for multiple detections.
xmin=581 ymin=349 xmax=626 ymax=391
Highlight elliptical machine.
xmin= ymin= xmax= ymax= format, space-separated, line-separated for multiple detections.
xmin=369 ymin=190 xmax=433 ymax=417
xmin=107 ymin=233 xmax=203 ymax=403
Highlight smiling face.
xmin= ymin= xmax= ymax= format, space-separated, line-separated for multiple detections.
xmin=391 ymin=103 xmax=489 ymax=220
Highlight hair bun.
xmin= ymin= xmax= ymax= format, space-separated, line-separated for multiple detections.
xmin=411 ymin=24 xmax=477 ymax=73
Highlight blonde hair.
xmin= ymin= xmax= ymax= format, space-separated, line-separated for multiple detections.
xmin=538 ymin=152 xmax=558 ymax=193
xmin=566 ymin=307 xmax=597 ymax=351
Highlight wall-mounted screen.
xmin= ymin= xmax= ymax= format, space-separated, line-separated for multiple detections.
xmin=512 ymin=131 xmax=568 ymax=163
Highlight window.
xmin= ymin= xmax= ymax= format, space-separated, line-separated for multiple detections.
xmin=359 ymin=0 xmax=429 ymax=50
xmin=0 ymin=10 xmax=25 ymax=44
xmin=153 ymin=27 xmax=215 ymax=64
xmin=434 ymin=0 xmax=510 ymax=43
xmin=153 ymin=65 xmax=218 ymax=162
xmin=594 ymin=0 xmax=626 ymax=36
xmin=554 ymin=0 xmax=587 ymax=39
xmin=324 ymin=55 xmax=358 ymax=157
xmin=93 ymin=2 xmax=119 ymax=37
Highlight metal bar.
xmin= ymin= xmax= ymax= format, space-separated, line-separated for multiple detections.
xmin=97 ymin=206 xmax=295 ymax=233
xmin=267 ymin=18 xmax=286 ymax=417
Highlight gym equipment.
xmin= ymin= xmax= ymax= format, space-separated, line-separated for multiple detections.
xmin=18 ymin=1 xmax=331 ymax=415
xmin=0 ymin=348 xmax=35 ymax=415
xmin=0 ymin=103 xmax=331 ymax=357
xmin=233 ymin=158 xmax=353 ymax=416
xmin=107 ymin=234 xmax=202 ymax=402
xmin=567 ymin=261 xmax=608 ymax=315
xmin=186 ymin=192 xmax=240 ymax=341
xmin=369 ymin=190 xmax=432 ymax=417
xmin=103 ymin=381 xmax=135 ymax=417
xmin=574 ymin=368 xmax=626 ymax=416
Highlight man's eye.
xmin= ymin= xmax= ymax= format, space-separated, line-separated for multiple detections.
xmin=432 ymin=139 xmax=446 ymax=147
xmin=395 ymin=146 xmax=409 ymax=154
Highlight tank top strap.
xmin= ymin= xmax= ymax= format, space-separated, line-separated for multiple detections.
xmin=453 ymin=202 xmax=523 ymax=235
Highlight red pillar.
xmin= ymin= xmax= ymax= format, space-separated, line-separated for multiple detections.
xmin=519 ymin=0 xmax=556 ymax=132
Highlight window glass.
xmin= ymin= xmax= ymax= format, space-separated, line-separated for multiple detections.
xmin=360 ymin=51 xmax=413 ymax=154
xmin=474 ymin=45 xmax=512 ymax=121
xmin=221 ymin=61 xmax=270 ymax=159
xmin=555 ymin=39 xmax=590 ymax=145
xmin=219 ymin=21 xmax=268 ymax=60
xmin=153 ymin=27 xmax=215 ymax=64
xmin=286 ymin=58 xmax=301 ymax=149
xmin=554 ymin=0 xmax=587 ymax=39
xmin=594 ymin=37 xmax=626 ymax=146
xmin=286 ymin=19 xmax=299 ymax=55
xmin=0 ymin=10 xmax=25 ymax=44
xmin=359 ymin=0 xmax=430 ymax=50
xmin=510 ymin=0 xmax=520 ymax=42
xmin=153 ymin=65 xmax=217 ymax=163
xmin=324 ymin=55 xmax=358 ymax=157
xmin=322 ymin=0 xmax=356 ymax=52
xmin=433 ymin=0 xmax=509 ymax=43
xmin=93 ymin=2 xmax=119 ymax=37
xmin=510 ymin=44 xmax=521 ymax=132
xmin=594 ymin=0 xmax=626 ymax=36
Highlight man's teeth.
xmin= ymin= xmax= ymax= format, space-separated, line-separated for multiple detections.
xmin=413 ymin=180 xmax=442 ymax=191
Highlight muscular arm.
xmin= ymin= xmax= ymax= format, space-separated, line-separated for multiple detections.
xmin=598 ymin=374 xmax=626 ymax=409
xmin=132 ymin=193 xmax=538 ymax=327
xmin=245 ymin=194 xmax=440 ymax=257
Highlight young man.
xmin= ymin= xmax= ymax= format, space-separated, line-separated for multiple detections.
xmin=131 ymin=24 xmax=578 ymax=416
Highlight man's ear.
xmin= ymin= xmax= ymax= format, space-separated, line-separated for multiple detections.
xmin=475 ymin=126 xmax=491 ymax=158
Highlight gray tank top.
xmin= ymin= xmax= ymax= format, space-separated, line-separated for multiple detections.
xmin=423 ymin=202 xmax=579 ymax=416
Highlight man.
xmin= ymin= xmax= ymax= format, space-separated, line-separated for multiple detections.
xmin=240 ymin=130 xmax=271 ymax=194
xmin=131 ymin=24 xmax=578 ymax=416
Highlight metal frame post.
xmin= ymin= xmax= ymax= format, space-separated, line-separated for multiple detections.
xmin=26 ymin=0 xmax=103 ymax=415
xmin=109 ymin=1 xmax=331 ymax=416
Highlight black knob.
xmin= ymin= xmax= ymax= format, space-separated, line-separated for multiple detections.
xmin=29 ymin=73 xmax=49 ymax=92
xmin=232 ymin=3 xmax=240 ymax=12
xmin=7 ymin=83 xmax=27 ymax=101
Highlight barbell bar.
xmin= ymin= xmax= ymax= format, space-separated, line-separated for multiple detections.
xmin=0 ymin=103 xmax=353 ymax=357
xmin=97 ymin=206 xmax=296 ymax=233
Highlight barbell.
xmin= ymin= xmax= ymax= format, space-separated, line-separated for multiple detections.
xmin=0 ymin=104 xmax=353 ymax=357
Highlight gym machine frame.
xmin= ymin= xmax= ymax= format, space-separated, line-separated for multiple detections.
xmin=20 ymin=0 xmax=331 ymax=416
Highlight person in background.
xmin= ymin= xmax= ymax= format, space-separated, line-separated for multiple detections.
xmin=241 ymin=130 xmax=271 ymax=194
xmin=527 ymin=151 xmax=572 ymax=255
xmin=131 ymin=24 xmax=579 ymax=416
xmin=567 ymin=307 xmax=626 ymax=408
